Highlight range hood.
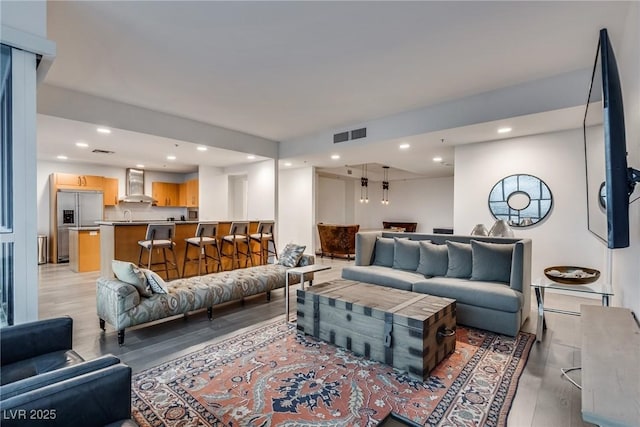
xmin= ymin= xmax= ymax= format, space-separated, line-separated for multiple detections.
xmin=118 ymin=168 xmax=158 ymax=204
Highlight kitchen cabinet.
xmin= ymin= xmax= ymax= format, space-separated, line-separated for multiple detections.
xmin=69 ymin=228 xmax=100 ymax=272
xmin=53 ymin=173 xmax=104 ymax=190
xmin=103 ymin=177 xmax=119 ymax=206
xmin=152 ymin=182 xmax=180 ymax=206
xmin=179 ymin=179 xmax=199 ymax=207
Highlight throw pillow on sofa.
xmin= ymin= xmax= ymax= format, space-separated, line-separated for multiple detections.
xmin=278 ymin=243 xmax=306 ymax=267
xmin=372 ymin=237 xmax=395 ymax=267
xmin=445 ymin=241 xmax=472 ymax=278
xmin=112 ymin=260 xmax=152 ymax=297
xmin=140 ymin=268 xmax=169 ymax=294
xmin=417 ymin=240 xmax=448 ymax=276
xmin=470 ymin=240 xmax=514 ymax=283
xmin=392 ymin=238 xmax=421 ymax=271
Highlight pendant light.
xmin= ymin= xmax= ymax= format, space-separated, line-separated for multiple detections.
xmin=360 ymin=164 xmax=369 ymax=203
xmin=381 ymin=166 xmax=390 ymax=205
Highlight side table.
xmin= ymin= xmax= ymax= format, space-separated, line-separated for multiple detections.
xmin=531 ymin=276 xmax=613 ymax=342
xmin=285 ymin=264 xmax=332 ymax=322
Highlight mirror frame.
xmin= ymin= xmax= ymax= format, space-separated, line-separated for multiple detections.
xmin=488 ymin=174 xmax=553 ymax=227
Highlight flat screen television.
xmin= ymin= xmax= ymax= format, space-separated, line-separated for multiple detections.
xmin=584 ymin=28 xmax=639 ymax=249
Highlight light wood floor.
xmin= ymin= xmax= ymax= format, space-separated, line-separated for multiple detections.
xmin=38 ymin=259 xmax=598 ymax=427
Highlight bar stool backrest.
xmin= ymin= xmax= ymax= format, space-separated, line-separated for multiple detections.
xmin=256 ymin=221 xmax=275 ymax=235
xmin=196 ymin=222 xmax=218 ymax=238
xmin=229 ymin=221 xmax=249 ymax=235
xmin=145 ymin=223 xmax=175 ymax=241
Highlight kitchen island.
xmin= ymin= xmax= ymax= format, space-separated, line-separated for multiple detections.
xmin=99 ymin=221 xmax=263 ymax=279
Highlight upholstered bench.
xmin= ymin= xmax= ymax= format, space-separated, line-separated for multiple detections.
xmin=97 ymin=251 xmax=315 ymax=344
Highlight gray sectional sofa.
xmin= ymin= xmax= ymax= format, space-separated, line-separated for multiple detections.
xmin=342 ymin=232 xmax=531 ymax=336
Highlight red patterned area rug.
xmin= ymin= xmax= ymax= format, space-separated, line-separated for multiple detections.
xmin=132 ymin=317 xmax=534 ymax=427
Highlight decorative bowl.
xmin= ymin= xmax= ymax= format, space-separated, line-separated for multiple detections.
xmin=544 ymin=266 xmax=601 ymax=285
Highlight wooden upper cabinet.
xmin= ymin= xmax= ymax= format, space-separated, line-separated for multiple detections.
xmin=186 ymin=179 xmax=199 ymax=207
xmin=53 ymin=173 xmax=103 ymax=190
xmin=103 ymin=177 xmax=119 ymax=206
xmin=152 ymin=182 xmax=180 ymax=206
xmin=178 ymin=183 xmax=188 ymax=207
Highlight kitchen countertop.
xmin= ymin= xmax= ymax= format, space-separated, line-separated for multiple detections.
xmin=69 ymin=227 xmax=101 ymax=231
xmin=97 ymin=220 xmax=201 ymax=226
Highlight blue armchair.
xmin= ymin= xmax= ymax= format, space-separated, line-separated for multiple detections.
xmin=0 ymin=317 xmax=134 ymax=427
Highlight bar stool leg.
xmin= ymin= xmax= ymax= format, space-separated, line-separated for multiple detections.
xmin=147 ymin=245 xmax=153 ymax=270
xmin=197 ymin=244 xmax=204 ymax=276
xmin=162 ymin=247 xmax=170 ymax=280
xmin=181 ymin=243 xmax=190 ymax=278
xmin=170 ymin=245 xmax=180 ymax=278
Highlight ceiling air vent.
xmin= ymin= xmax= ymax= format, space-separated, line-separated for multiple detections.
xmin=92 ymin=149 xmax=115 ymax=154
xmin=333 ymin=131 xmax=349 ymax=144
xmin=351 ymin=128 xmax=367 ymax=140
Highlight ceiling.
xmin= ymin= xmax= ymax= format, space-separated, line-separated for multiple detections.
xmin=40 ymin=1 xmax=628 ymax=174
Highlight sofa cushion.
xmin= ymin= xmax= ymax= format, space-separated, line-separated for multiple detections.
xmin=445 ymin=241 xmax=472 ymax=278
xmin=413 ymin=277 xmax=522 ymax=312
xmin=140 ymin=269 xmax=168 ymax=294
xmin=372 ymin=237 xmax=395 ymax=267
xmin=471 ymin=240 xmax=514 ymax=283
xmin=278 ymin=243 xmax=306 ymax=267
xmin=392 ymin=238 xmax=420 ymax=271
xmin=342 ymin=265 xmax=423 ymax=291
xmin=417 ymin=241 xmax=448 ymax=276
xmin=112 ymin=260 xmax=152 ymax=297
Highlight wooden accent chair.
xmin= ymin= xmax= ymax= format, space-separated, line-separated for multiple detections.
xmin=317 ymin=223 xmax=360 ymax=260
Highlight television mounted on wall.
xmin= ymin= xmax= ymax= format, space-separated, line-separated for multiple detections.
xmin=584 ymin=28 xmax=639 ymax=249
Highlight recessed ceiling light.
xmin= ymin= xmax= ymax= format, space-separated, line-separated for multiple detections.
xmin=399 ymin=143 xmax=410 ymax=149
xmin=96 ymin=127 xmax=111 ymax=134
xmin=497 ymin=127 xmax=512 ymax=134
xmin=247 ymin=155 xmax=256 ymax=160
xmin=166 ymin=155 xmax=176 ymax=160
xmin=432 ymin=157 xmax=443 ymax=162
xmin=284 ymin=162 xmax=292 ymax=167
xmin=57 ymin=155 xmax=68 ymax=160
xmin=331 ymin=154 xmax=340 ymax=160
xmin=75 ymin=141 xmax=89 ymax=148
xmin=197 ymin=146 xmax=208 ymax=151
xmin=136 ymin=164 xmax=145 ymax=168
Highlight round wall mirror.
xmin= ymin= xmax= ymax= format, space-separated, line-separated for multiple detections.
xmin=488 ymin=174 xmax=553 ymax=227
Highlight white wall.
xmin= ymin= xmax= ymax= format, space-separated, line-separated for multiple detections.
xmin=198 ymin=165 xmax=227 ymax=220
xmin=225 ymin=159 xmax=276 ymax=220
xmin=454 ymin=128 xmax=607 ymax=282
xmin=615 ymin=2 xmax=640 ymax=314
xmin=354 ymin=177 xmax=454 ymax=234
xmin=279 ymin=167 xmax=315 ymax=253
xmin=0 ymin=0 xmax=47 ymax=39
xmin=317 ymin=176 xmax=347 ymax=224
xmin=228 ymin=175 xmax=248 ymax=220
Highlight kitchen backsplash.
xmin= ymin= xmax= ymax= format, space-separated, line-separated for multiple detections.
xmin=104 ymin=204 xmax=187 ymax=221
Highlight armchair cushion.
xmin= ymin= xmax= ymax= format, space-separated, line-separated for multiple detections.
xmin=1 ymin=317 xmax=73 ymax=367
xmin=0 ymin=350 xmax=84 ymax=386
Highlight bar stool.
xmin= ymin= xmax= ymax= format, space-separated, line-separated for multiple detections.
xmin=249 ymin=221 xmax=278 ymax=265
xmin=182 ymin=222 xmax=222 ymax=277
xmin=137 ymin=223 xmax=180 ymax=280
xmin=220 ymin=221 xmax=252 ymax=270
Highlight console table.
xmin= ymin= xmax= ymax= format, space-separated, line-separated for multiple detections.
xmin=581 ymin=305 xmax=639 ymax=426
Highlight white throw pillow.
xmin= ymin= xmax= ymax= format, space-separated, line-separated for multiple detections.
xmin=112 ymin=260 xmax=152 ymax=297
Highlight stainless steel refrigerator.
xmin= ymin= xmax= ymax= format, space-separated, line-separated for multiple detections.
xmin=57 ymin=190 xmax=103 ymax=262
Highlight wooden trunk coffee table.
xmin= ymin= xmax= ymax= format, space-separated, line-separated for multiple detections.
xmin=296 ymin=279 xmax=457 ymax=381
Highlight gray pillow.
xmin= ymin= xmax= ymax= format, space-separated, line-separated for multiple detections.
xmin=112 ymin=260 xmax=152 ymax=297
xmin=445 ymin=241 xmax=472 ymax=278
xmin=278 ymin=243 xmax=306 ymax=267
xmin=417 ymin=241 xmax=448 ymax=277
xmin=372 ymin=237 xmax=395 ymax=267
xmin=392 ymin=238 xmax=420 ymax=271
xmin=470 ymin=240 xmax=514 ymax=283
xmin=140 ymin=268 xmax=169 ymax=294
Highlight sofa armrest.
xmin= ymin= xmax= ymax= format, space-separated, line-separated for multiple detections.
xmin=0 ymin=364 xmax=132 ymax=427
xmin=0 ymin=318 xmax=73 ymax=367
xmin=0 ymin=355 xmax=121 ymax=400
xmin=355 ymin=232 xmax=382 ymax=266
xmin=509 ymin=240 xmax=532 ymax=323
xmin=96 ymin=278 xmax=141 ymax=328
